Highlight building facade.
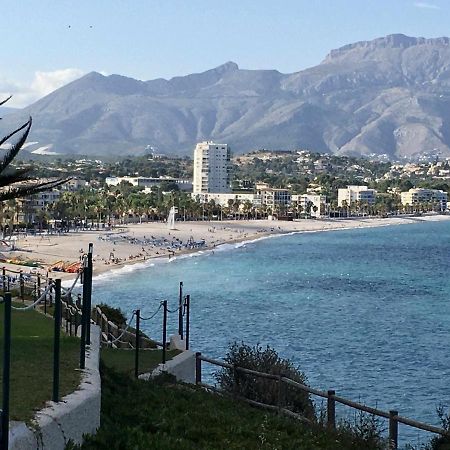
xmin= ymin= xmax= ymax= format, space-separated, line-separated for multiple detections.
xmin=192 ymin=192 xmax=261 ymax=207
xmin=291 ymin=194 xmax=327 ymax=218
xmin=255 ymin=183 xmax=291 ymax=210
xmin=106 ymin=176 xmax=192 ymax=192
xmin=338 ymin=185 xmax=377 ymax=206
xmin=193 ymin=141 xmax=231 ymax=194
xmin=400 ymin=188 xmax=448 ymax=210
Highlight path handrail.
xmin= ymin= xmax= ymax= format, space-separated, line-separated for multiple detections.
xmin=196 ymin=353 xmax=450 ymax=447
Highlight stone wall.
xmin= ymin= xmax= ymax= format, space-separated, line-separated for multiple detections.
xmin=9 ymin=325 xmax=101 ymax=450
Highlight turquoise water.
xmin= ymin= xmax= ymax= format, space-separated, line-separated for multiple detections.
xmin=92 ymin=220 xmax=450 ymax=446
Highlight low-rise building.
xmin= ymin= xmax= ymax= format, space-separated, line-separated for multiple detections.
xmin=255 ymin=183 xmax=291 ymax=209
xmin=61 ymin=177 xmax=88 ymax=191
xmin=291 ymin=194 xmax=327 ymax=218
xmin=192 ymin=192 xmax=261 ymax=208
xmin=106 ymin=176 xmax=192 ymax=192
xmin=400 ymin=188 xmax=447 ymax=211
xmin=338 ymin=185 xmax=377 ymax=206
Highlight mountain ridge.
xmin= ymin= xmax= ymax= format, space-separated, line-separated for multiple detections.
xmin=2 ymin=33 xmax=450 ymax=159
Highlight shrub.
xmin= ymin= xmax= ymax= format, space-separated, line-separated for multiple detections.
xmin=422 ymin=406 xmax=450 ymax=450
xmin=336 ymin=409 xmax=386 ymax=449
xmin=215 ymin=342 xmax=315 ymax=419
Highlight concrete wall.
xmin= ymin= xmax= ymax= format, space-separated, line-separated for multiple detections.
xmin=9 ymin=325 xmax=101 ymax=450
xmin=140 ymin=347 xmax=196 ymax=385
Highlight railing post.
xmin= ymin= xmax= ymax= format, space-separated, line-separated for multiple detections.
xmin=327 ymin=390 xmax=336 ymax=429
xmin=44 ymin=278 xmax=49 ymax=315
xmin=162 ymin=301 xmax=167 ymax=364
xmin=185 ymin=294 xmax=190 ymax=350
xmin=178 ymin=281 xmax=183 ymax=338
xmin=1 ymin=292 xmax=12 ymax=450
xmin=37 ymin=274 xmax=41 ymax=299
xmin=1 ymin=267 xmax=5 ymax=295
xmin=53 ymin=279 xmax=61 ymax=402
xmin=195 ymin=352 xmax=202 ymax=384
xmin=19 ymin=271 xmax=24 ymax=302
xmin=134 ymin=309 xmax=140 ymax=379
xmin=277 ymin=374 xmax=283 ymax=413
xmin=389 ymin=410 xmax=398 ymax=450
xmin=80 ymin=260 xmax=87 ymax=369
xmin=86 ymin=243 xmax=93 ymax=345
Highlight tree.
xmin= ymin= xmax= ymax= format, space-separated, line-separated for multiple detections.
xmin=0 ymin=97 xmax=66 ymax=201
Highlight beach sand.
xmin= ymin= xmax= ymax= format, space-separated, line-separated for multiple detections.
xmin=3 ymin=214 xmax=450 ymax=281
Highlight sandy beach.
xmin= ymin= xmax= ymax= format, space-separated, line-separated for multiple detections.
xmin=2 ymin=214 xmax=449 ymax=281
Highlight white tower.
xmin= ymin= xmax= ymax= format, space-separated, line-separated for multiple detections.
xmin=193 ymin=141 xmax=231 ymax=194
xmin=167 ymin=206 xmax=178 ymax=230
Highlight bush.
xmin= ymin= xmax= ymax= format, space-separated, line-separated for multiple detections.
xmin=215 ymin=342 xmax=315 ymax=419
xmin=422 ymin=406 xmax=450 ymax=450
xmin=335 ymin=409 xmax=386 ymax=449
xmin=96 ymin=303 xmax=127 ymax=327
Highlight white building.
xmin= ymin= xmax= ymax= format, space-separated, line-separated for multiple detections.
xmin=17 ymin=189 xmax=61 ymax=223
xmin=192 ymin=192 xmax=261 ymax=207
xmin=61 ymin=177 xmax=88 ymax=191
xmin=105 ymin=176 xmax=192 ymax=192
xmin=193 ymin=141 xmax=231 ymax=194
xmin=401 ymin=188 xmax=447 ymax=211
xmin=292 ymin=194 xmax=327 ymax=218
xmin=338 ymin=185 xmax=377 ymax=206
xmin=255 ymin=183 xmax=291 ymax=209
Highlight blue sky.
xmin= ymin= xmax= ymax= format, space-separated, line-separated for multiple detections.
xmin=2 ymin=0 xmax=449 ymax=106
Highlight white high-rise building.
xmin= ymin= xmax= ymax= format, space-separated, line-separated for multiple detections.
xmin=193 ymin=141 xmax=231 ymax=194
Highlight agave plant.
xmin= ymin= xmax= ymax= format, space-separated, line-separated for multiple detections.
xmin=0 ymin=96 xmax=67 ymax=201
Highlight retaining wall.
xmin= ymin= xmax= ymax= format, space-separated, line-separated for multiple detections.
xmin=9 ymin=324 xmax=101 ymax=449
xmin=139 ymin=335 xmax=196 ymax=384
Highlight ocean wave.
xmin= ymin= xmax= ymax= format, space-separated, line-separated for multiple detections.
xmin=92 ymin=258 xmax=167 ymax=284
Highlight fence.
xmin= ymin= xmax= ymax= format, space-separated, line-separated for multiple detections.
xmin=0 ymin=244 xmax=192 ymax=448
xmin=0 ymin=243 xmax=93 ymax=450
xmin=195 ymin=353 xmax=450 ymax=450
xmin=92 ymin=284 xmax=191 ymax=379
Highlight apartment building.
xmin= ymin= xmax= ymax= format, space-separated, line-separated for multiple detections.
xmin=193 ymin=141 xmax=231 ymax=194
xmin=401 ymin=188 xmax=447 ymax=210
xmin=338 ymin=185 xmax=376 ymax=206
xmin=291 ymin=194 xmax=327 ymax=218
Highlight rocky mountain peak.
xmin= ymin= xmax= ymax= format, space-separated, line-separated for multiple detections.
xmin=324 ymin=34 xmax=450 ymax=62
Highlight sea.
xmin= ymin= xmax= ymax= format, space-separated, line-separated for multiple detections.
xmin=91 ymin=219 xmax=450 ymax=447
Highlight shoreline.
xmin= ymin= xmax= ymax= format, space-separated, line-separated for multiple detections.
xmin=2 ymin=214 xmax=449 ymax=283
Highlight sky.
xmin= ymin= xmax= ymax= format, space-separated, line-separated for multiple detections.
xmin=2 ymin=0 xmax=449 ymax=107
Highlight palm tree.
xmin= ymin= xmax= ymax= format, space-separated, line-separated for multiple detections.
xmin=0 ymin=97 xmax=67 ymax=201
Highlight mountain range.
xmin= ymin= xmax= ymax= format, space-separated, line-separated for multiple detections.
xmin=2 ymin=33 xmax=450 ymax=159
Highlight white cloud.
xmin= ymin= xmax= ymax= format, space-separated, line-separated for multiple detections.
xmin=0 ymin=68 xmax=85 ymax=108
xmin=413 ymin=1 xmax=440 ymax=9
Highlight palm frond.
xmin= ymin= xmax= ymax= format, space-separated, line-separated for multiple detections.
xmin=0 ymin=178 xmax=69 ymax=202
xmin=0 ymin=168 xmax=33 ymax=188
xmin=0 ymin=96 xmax=12 ymax=107
xmin=0 ymin=118 xmax=32 ymax=175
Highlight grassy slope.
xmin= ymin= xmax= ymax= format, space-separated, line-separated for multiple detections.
xmin=101 ymin=348 xmax=180 ymax=376
xmin=0 ymin=303 xmax=80 ymax=421
xmin=74 ymin=365 xmax=382 ymax=450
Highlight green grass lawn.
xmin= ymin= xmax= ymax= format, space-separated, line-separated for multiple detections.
xmin=101 ymin=347 xmax=180 ymax=376
xmin=71 ymin=365 xmax=385 ymax=450
xmin=0 ymin=303 xmax=81 ymax=421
